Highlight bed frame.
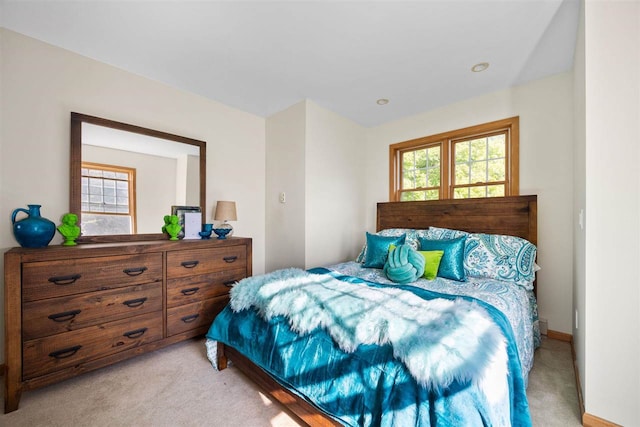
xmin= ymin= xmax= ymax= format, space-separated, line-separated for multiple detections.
xmin=217 ymin=195 xmax=538 ymax=426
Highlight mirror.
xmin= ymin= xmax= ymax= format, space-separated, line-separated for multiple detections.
xmin=70 ymin=112 xmax=206 ymax=243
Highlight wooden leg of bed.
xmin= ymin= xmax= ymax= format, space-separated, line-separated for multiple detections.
xmin=217 ymin=341 xmax=228 ymax=370
xmin=224 ymin=345 xmax=341 ymax=427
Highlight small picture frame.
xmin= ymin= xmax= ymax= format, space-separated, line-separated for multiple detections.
xmin=171 ymin=206 xmax=202 ymax=239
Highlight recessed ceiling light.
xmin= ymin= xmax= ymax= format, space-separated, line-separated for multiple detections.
xmin=471 ymin=62 xmax=489 ymax=72
xmin=376 ymin=98 xmax=389 ymax=105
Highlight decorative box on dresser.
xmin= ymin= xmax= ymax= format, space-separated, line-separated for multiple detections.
xmin=4 ymin=237 xmax=252 ymax=413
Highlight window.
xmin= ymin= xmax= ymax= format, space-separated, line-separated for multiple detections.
xmin=81 ymin=162 xmax=136 ymax=235
xmin=389 ymin=117 xmax=519 ymax=201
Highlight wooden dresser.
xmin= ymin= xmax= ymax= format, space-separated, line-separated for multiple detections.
xmin=4 ymin=237 xmax=252 ymax=413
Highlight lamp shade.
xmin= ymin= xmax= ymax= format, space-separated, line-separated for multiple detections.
xmin=213 ymin=201 xmax=237 ymax=221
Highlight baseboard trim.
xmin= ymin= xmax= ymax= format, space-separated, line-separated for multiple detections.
xmin=547 ymin=329 xmax=572 ymax=342
xmin=583 ymin=412 xmax=622 ymax=427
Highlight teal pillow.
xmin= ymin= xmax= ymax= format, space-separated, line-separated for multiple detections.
xmin=363 ymin=232 xmax=406 ymax=268
xmin=418 ymin=236 xmax=466 ymax=281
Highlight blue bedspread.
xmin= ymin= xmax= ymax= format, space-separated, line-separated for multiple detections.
xmin=207 ymin=268 xmax=532 ymax=427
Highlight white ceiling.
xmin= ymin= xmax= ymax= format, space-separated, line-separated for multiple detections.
xmin=1 ymin=0 xmax=580 ymax=127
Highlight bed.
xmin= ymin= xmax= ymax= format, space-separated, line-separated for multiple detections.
xmin=206 ymin=195 xmax=539 ymax=427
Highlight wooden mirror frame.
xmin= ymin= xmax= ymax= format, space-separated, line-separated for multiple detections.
xmin=70 ymin=112 xmax=206 ymax=243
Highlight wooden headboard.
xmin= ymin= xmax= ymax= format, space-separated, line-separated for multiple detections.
xmin=377 ymin=195 xmax=537 ymax=246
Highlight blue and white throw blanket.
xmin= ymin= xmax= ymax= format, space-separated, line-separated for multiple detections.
xmin=208 ymin=268 xmax=532 ymax=426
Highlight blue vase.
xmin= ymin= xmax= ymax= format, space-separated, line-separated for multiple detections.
xmin=11 ymin=204 xmax=56 ymax=248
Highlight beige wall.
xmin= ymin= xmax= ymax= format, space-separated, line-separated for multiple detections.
xmin=304 ymin=101 xmax=365 ymax=267
xmin=583 ymin=1 xmax=640 ymax=424
xmin=0 ymin=29 xmax=267 ymax=362
xmin=265 ymin=100 xmax=365 ymax=271
xmin=364 ymin=72 xmax=575 ymax=334
xmin=265 ymin=101 xmax=307 ymax=271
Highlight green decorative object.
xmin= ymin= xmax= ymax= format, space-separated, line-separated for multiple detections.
xmin=164 ymin=214 xmax=182 ymax=241
xmin=57 ymin=213 xmax=81 ymax=246
xmin=162 ymin=215 xmax=171 ymax=235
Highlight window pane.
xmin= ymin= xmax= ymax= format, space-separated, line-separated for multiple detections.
xmin=470 ymin=186 xmax=487 ymax=198
xmin=400 ymin=189 xmax=439 ymax=201
xmin=488 ymin=159 xmax=505 ymax=181
xmin=427 ymin=147 xmax=440 ymax=168
xmin=455 ymin=141 xmax=470 ymax=164
xmin=487 ymin=184 xmax=505 ymax=197
xmin=470 ymin=138 xmax=487 ymax=161
xmin=82 ymin=213 xmax=132 ymax=235
xmin=488 ymin=135 xmax=506 ymax=158
xmin=454 ymin=188 xmax=470 ymax=199
xmin=415 ymin=169 xmax=427 ymax=188
xmin=470 ymin=161 xmax=487 ymax=183
xmin=116 ymin=196 xmax=129 ymax=207
xmin=425 ymin=189 xmax=439 ymax=200
xmin=427 ymin=167 xmax=440 ymax=187
xmin=103 ymin=171 xmax=116 ymax=179
xmin=401 ymin=191 xmax=424 ymax=201
xmin=455 ymin=164 xmax=470 ymax=185
xmin=402 ymin=151 xmax=415 ymax=171
xmin=415 ymin=149 xmax=427 ymax=169
xmin=403 ymin=171 xmax=415 ymax=189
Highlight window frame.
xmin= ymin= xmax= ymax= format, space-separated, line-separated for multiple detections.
xmin=81 ymin=162 xmax=137 ymax=234
xmin=389 ymin=117 xmax=519 ymax=201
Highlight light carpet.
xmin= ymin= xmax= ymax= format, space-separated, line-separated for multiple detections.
xmin=1 ymin=336 xmax=581 ymax=426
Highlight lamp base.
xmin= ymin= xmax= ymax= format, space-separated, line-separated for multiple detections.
xmin=213 ymin=223 xmax=233 ymax=240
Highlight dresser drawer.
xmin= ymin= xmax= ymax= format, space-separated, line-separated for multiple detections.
xmin=22 ymin=253 xmax=163 ymax=302
xmin=167 ymin=246 xmax=246 ymax=279
xmin=22 ymin=283 xmax=163 ymax=341
xmin=166 ymin=296 xmax=228 ymax=337
xmin=166 ymin=268 xmax=246 ymax=308
xmin=22 ymin=311 xmax=163 ymax=380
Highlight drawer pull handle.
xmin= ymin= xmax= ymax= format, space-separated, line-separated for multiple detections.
xmin=123 ymin=267 xmax=148 ymax=276
xmin=48 ymin=274 xmax=81 ymax=285
xmin=122 ymin=297 xmax=147 ymax=308
xmin=123 ymin=327 xmax=148 ymax=339
xmin=181 ymin=314 xmax=199 ymax=323
xmin=181 ymin=287 xmax=200 ymax=296
xmin=223 ymin=256 xmax=238 ymax=263
xmin=223 ymin=280 xmax=236 ymax=287
xmin=49 ymin=345 xmax=82 ymax=359
xmin=181 ymin=260 xmax=199 ymax=269
xmin=48 ymin=309 xmax=82 ymax=322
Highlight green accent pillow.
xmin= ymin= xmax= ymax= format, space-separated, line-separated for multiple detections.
xmin=419 ymin=250 xmax=445 ymax=280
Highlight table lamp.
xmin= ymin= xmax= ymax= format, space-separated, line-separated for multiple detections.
xmin=213 ymin=201 xmax=237 ymax=239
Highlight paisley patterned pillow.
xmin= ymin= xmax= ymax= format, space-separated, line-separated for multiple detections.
xmin=426 ymin=226 xmax=537 ymax=289
xmin=464 ymin=233 xmax=537 ymax=289
xmin=425 ymin=226 xmax=469 ymax=240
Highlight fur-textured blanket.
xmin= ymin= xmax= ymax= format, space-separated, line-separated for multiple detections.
xmin=230 ymin=268 xmax=507 ymax=391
